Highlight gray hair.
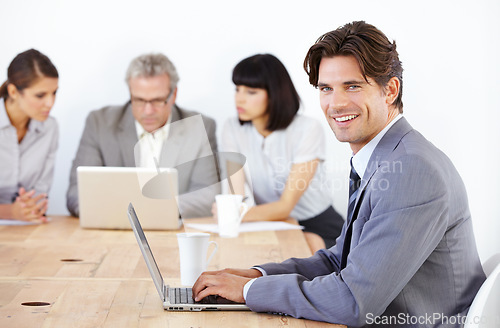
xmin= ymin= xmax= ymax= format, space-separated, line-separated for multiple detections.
xmin=125 ymin=53 xmax=180 ymax=90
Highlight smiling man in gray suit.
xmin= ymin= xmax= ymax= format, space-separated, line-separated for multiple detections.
xmin=67 ymin=53 xmax=219 ymax=218
xmin=192 ymin=21 xmax=486 ymax=327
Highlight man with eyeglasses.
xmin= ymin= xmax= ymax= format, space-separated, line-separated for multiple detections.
xmin=67 ymin=53 xmax=220 ymax=218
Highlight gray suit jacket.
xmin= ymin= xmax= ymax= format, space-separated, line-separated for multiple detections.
xmin=247 ymin=118 xmax=485 ymax=327
xmin=66 ymin=103 xmax=220 ymax=218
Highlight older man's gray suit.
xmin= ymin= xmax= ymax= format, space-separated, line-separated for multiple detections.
xmin=67 ymin=103 xmax=220 ymax=218
xmin=247 ymin=118 xmax=485 ymax=327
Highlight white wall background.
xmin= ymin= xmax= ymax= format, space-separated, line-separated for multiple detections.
xmin=1 ymin=0 xmax=499 ymax=261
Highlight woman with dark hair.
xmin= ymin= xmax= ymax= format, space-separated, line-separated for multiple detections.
xmin=221 ymin=54 xmax=343 ymax=250
xmin=0 ymin=49 xmax=59 ymax=223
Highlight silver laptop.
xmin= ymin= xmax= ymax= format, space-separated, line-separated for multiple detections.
xmin=127 ymin=203 xmax=249 ymax=311
xmin=78 ymin=166 xmax=181 ymax=230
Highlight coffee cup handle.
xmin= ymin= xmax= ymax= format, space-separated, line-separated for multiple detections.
xmin=238 ymin=203 xmax=249 ymax=224
xmin=206 ymin=241 xmax=218 ymax=266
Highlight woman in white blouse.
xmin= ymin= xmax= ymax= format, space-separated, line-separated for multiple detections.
xmin=221 ymin=54 xmax=343 ymax=250
xmin=0 ymin=49 xmax=59 ymax=223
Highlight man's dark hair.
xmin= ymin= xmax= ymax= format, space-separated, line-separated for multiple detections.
xmin=304 ymin=21 xmax=404 ymax=112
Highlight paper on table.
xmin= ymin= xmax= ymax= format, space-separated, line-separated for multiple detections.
xmin=0 ymin=219 xmax=37 ymax=226
xmin=184 ymin=221 xmax=304 ymax=233
xmin=0 ymin=217 xmax=52 ymax=226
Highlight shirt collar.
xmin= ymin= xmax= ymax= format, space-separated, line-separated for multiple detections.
xmin=352 ymin=114 xmax=402 ymax=179
xmin=135 ymin=114 xmax=172 ymax=140
xmin=27 ymin=117 xmax=44 ymax=133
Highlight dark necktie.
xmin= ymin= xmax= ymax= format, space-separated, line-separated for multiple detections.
xmin=341 ymin=159 xmax=361 ymax=269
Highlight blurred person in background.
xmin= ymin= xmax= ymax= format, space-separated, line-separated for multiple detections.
xmin=0 ymin=49 xmax=59 ymax=223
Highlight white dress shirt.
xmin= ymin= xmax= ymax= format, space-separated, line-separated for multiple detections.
xmin=351 ymin=114 xmax=402 ymax=179
xmin=135 ymin=115 xmax=172 ymax=168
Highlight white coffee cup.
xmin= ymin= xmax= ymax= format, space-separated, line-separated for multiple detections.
xmin=215 ymin=194 xmax=249 ymax=238
xmin=176 ymin=232 xmax=218 ymax=286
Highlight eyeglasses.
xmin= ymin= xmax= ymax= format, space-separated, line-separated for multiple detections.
xmin=130 ymin=90 xmax=173 ymax=108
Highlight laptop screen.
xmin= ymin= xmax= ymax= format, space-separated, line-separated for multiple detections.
xmin=127 ymin=203 xmax=165 ymax=300
xmin=78 ymin=166 xmax=179 ymax=230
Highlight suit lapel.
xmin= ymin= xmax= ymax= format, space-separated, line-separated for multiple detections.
xmin=347 ymin=117 xmax=414 ymax=226
xmin=159 ymin=105 xmax=184 ymax=167
xmin=117 ymin=102 xmax=138 ymax=167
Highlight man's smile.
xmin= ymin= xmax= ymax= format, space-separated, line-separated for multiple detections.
xmin=334 ymin=114 xmax=359 ymax=122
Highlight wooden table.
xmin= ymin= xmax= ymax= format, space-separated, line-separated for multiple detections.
xmin=0 ymin=216 xmax=345 ymax=327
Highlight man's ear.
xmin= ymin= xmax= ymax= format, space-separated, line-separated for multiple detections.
xmin=170 ymin=87 xmax=178 ymax=104
xmin=385 ymin=77 xmax=400 ymax=106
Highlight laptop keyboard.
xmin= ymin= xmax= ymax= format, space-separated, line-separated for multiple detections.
xmin=168 ymin=287 xmax=239 ymax=304
xmin=169 ymin=287 xmax=195 ymax=304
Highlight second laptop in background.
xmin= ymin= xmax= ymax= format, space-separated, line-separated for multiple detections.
xmin=77 ymin=166 xmax=180 ymax=230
